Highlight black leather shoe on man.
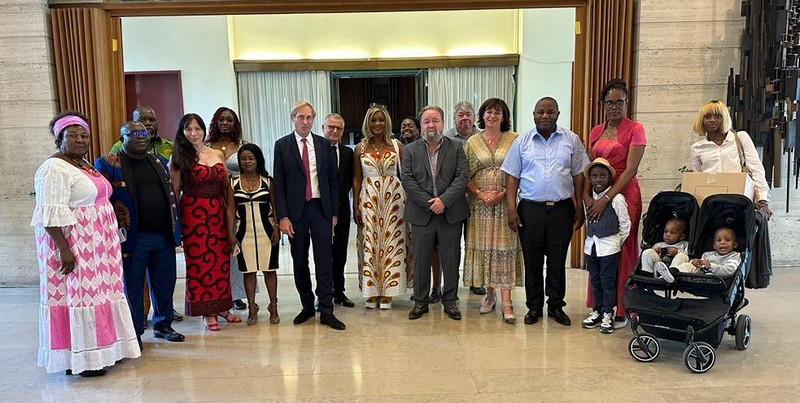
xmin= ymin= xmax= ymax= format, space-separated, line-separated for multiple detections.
xmin=172 ymin=309 xmax=184 ymax=322
xmin=408 ymin=303 xmax=429 ymax=320
xmin=470 ymin=286 xmax=486 ymax=295
xmin=524 ymin=309 xmax=539 ymax=325
xmin=547 ymin=307 xmax=572 ymax=326
xmin=154 ymin=326 xmax=185 ymax=342
xmin=333 ymin=293 xmax=355 ymax=308
xmin=319 ymin=313 xmax=346 ymax=330
xmin=443 ymin=304 xmax=462 ymax=320
xmin=293 ymin=309 xmax=316 ymax=325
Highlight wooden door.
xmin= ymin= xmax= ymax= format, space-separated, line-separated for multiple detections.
xmin=124 ymin=71 xmax=184 ymax=140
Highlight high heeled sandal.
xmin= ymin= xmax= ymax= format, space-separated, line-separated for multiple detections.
xmin=479 ymin=295 xmax=496 ymax=314
xmin=502 ymin=301 xmax=516 ymax=324
xmin=204 ymin=316 xmax=221 ymax=331
xmin=268 ymin=301 xmax=280 ymax=324
xmin=219 ymin=311 xmax=242 ymax=323
xmin=247 ymin=303 xmax=260 ymax=326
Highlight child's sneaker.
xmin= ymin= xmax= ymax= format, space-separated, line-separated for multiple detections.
xmin=599 ymin=312 xmax=614 ymax=334
xmin=655 ymin=261 xmax=675 ymax=283
xmin=581 ymin=311 xmax=602 ymax=328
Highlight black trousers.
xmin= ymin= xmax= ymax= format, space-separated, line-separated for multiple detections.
xmin=288 ymin=199 xmax=335 ymax=314
xmin=517 ymin=199 xmax=575 ymax=310
xmin=331 ymin=214 xmax=351 ymax=294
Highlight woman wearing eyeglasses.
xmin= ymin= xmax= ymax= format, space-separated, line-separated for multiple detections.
xmin=582 ymin=79 xmax=646 ymax=328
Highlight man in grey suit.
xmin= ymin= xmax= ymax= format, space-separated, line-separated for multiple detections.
xmin=402 ymin=105 xmax=469 ymax=321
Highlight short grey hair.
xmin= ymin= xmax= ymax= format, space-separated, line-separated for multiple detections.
xmin=323 ymin=113 xmax=345 ymax=126
xmin=452 ymin=100 xmax=474 ymax=117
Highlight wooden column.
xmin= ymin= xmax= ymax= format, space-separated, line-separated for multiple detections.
xmin=51 ymin=8 xmax=125 ymax=159
xmin=569 ymin=0 xmax=635 ymax=267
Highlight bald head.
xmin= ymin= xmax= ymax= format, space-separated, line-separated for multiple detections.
xmin=133 ymin=106 xmax=158 ymax=138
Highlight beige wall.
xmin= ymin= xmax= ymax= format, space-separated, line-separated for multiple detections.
xmin=231 ymin=10 xmax=518 ymax=60
xmin=0 ymin=0 xmax=58 ymax=285
xmin=632 ymin=0 xmax=800 ymax=266
xmin=632 ymin=0 xmax=744 ymax=202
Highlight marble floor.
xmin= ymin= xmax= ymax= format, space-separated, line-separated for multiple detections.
xmin=2 ymin=243 xmax=800 ymax=402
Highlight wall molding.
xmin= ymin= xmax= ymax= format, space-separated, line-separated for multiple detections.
xmin=233 ymin=54 xmax=520 ymax=72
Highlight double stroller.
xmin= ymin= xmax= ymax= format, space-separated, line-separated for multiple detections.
xmin=622 ymin=192 xmax=755 ymax=373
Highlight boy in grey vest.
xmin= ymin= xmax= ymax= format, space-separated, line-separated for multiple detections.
xmin=581 ymin=158 xmax=631 ymax=333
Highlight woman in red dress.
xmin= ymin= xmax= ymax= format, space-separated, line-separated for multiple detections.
xmin=169 ymin=113 xmax=240 ymax=331
xmin=583 ymin=79 xmax=646 ymax=326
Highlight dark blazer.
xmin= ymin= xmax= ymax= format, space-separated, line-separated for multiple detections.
xmin=94 ymin=151 xmax=182 ymax=255
xmin=401 ymin=136 xmax=469 ymax=226
xmin=273 ymin=132 xmax=339 ymax=222
xmin=333 ymin=142 xmax=354 ymax=219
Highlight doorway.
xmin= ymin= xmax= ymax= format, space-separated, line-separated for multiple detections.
xmin=331 ymin=70 xmax=426 ymax=145
xmin=124 ymin=71 xmax=184 ymax=141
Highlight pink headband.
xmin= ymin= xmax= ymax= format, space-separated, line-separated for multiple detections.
xmin=53 ymin=115 xmax=90 ymax=137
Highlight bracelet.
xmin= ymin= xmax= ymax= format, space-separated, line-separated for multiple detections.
xmin=603 ymin=194 xmax=611 ymax=202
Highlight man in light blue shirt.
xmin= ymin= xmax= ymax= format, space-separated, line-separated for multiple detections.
xmin=501 ymin=96 xmax=590 ymax=327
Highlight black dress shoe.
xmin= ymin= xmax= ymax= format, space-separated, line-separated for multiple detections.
xmin=172 ymin=309 xmax=184 ymax=322
xmin=319 ymin=313 xmax=346 ymax=330
xmin=408 ymin=303 xmax=429 ymax=320
xmin=293 ymin=309 xmax=316 ymax=325
xmin=443 ymin=304 xmax=462 ymax=320
xmin=78 ymin=369 xmax=107 ymax=377
xmin=470 ymin=286 xmax=486 ymax=295
xmin=524 ymin=310 xmax=539 ymax=325
xmin=429 ymin=289 xmax=442 ymax=304
xmin=333 ymin=293 xmax=355 ymax=308
xmin=234 ymin=299 xmax=247 ymax=310
xmin=547 ymin=307 xmax=572 ymax=326
xmin=154 ymin=327 xmax=185 ymax=342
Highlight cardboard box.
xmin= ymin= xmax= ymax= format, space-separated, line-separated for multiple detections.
xmin=681 ymin=172 xmax=754 ymax=205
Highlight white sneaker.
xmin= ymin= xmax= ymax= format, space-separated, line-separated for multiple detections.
xmin=581 ymin=311 xmax=602 ymax=328
xmin=599 ymin=312 xmax=614 ymax=334
xmin=655 ymin=261 xmax=675 ymax=283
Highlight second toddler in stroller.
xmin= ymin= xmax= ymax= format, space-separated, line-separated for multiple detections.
xmin=640 ymin=217 xmax=689 ymax=277
xmin=655 ymin=227 xmax=741 ymax=283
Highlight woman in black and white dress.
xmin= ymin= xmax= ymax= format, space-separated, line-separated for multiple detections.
xmin=226 ymin=143 xmax=281 ymax=325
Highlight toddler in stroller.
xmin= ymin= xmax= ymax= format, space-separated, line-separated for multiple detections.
xmin=640 ymin=217 xmax=689 ymax=278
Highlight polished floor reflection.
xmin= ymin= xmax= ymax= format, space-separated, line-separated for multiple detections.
xmin=2 ymin=243 xmax=799 ymax=401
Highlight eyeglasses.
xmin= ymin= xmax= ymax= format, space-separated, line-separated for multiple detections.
xmin=128 ymin=130 xmax=150 ymax=138
xmin=603 ymin=99 xmax=626 ymax=108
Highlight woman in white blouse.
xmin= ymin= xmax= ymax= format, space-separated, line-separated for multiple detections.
xmin=32 ymin=112 xmax=140 ymax=377
xmin=689 ymin=100 xmax=772 ymax=219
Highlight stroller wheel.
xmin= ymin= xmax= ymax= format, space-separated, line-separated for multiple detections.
xmin=683 ymin=342 xmax=716 ymax=373
xmin=735 ymin=314 xmax=751 ymax=350
xmin=628 ymin=333 xmax=660 ymax=362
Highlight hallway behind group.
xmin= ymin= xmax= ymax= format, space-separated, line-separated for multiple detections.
xmin=2 ymin=236 xmax=799 ymax=402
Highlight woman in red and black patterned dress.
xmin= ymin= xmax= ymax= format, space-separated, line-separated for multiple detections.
xmin=169 ymin=113 xmax=241 ymax=331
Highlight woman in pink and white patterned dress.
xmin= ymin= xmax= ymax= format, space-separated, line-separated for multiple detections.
xmin=32 ymin=112 xmax=140 ymax=377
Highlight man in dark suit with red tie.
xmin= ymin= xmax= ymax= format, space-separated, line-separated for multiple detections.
xmin=322 ymin=113 xmax=355 ymax=307
xmin=273 ymin=101 xmax=345 ymax=330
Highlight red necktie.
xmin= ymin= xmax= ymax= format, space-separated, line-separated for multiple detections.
xmin=301 ymin=138 xmax=312 ymax=201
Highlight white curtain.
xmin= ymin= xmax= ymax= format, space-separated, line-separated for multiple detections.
xmin=236 ymin=71 xmax=332 ymax=171
xmin=428 ymin=66 xmax=516 ymax=131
